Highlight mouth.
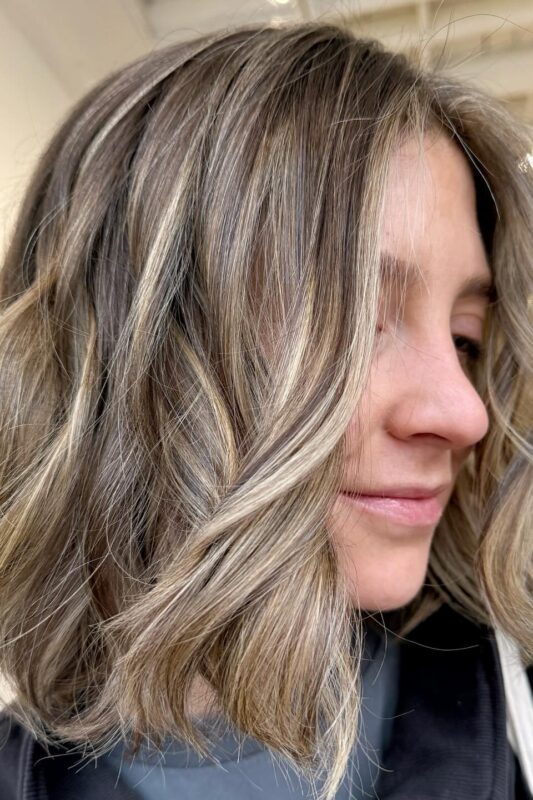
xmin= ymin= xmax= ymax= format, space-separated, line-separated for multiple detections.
xmin=339 ymin=491 xmax=445 ymax=526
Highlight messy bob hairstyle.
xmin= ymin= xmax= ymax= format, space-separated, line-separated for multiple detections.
xmin=0 ymin=21 xmax=532 ymax=800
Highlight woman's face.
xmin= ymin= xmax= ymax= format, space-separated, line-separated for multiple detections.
xmin=329 ymin=131 xmax=492 ymax=612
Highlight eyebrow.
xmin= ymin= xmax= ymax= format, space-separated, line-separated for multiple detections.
xmin=379 ymin=251 xmax=496 ymax=302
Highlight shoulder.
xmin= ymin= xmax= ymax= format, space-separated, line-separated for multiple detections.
xmin=0 ymin=708 xmax=138 ymax=800
xmin=0 ymin=709 xmax=32 ymax=799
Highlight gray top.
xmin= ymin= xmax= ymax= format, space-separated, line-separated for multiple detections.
xmin=102 ymin=622 xmax=400 ymax=799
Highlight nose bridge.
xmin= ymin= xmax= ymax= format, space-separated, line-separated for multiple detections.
xmin=387 ymin=335 xmax=490 ymax=447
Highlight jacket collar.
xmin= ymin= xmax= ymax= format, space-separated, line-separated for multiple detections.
xmin=374 ymin=602 xmax=515 ymax=799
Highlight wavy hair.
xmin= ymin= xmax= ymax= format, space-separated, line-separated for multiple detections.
xmin=0 ymin=22 xmax=531 ymax=800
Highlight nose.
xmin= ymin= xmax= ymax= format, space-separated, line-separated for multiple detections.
xmin=383 ymin=337 xmax=490 ymax=450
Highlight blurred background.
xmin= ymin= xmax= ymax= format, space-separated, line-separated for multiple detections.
xmin=1 ymin=0 xmax=533 ymax=259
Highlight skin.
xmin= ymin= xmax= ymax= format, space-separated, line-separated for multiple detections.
xmin=329 ymin=131 xmax=491 ymax=612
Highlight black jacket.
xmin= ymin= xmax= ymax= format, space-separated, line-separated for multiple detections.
xmin=0 ymin=602 xmax=531 ymax=799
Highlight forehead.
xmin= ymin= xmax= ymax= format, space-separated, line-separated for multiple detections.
xmin=381 ymin=132 xmax=492 ymax=291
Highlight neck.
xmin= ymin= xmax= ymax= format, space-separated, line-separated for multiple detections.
xmin=187 ymin=673 xmax=222 ymax=719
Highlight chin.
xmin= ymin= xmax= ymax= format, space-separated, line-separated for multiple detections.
xmin=355 ymin=587 xmax=423 ymax=612
xmin=330 ymin=520 xmax=434 ymax=613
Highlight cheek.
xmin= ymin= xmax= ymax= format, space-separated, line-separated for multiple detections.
xmin=342 ymin=376 xmax=381 ymax=452
xmin=451 ymin=445 xmax=475 ymax=481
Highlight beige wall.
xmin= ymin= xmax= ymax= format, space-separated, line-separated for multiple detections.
xmin=0 ymin=0 xmax=151 ymax=260
xmin=0 ymin=5 xmax=71 ymax=260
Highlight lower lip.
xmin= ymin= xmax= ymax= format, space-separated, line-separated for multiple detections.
xmin=339 ymin=492 xmax=443 ymax=526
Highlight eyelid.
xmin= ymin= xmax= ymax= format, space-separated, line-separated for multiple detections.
xmin=451 ymin=312 xmax=487 ymax=339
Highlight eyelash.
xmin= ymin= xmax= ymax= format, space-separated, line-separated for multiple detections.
xmin=453 ymin=335 xmax=484 ymax=363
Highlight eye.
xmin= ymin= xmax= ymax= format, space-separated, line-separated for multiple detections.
xmin=376 ymin=327 xmax=485 ymax=366
xmin=453 ymin=334 xmax=484 ymax=364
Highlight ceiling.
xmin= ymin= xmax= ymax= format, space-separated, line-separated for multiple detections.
xmin=2 ymin=0 xmax=533 ymax=122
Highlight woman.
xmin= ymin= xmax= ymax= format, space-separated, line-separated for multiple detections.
xmin=0 ymin=22 xmax=531 ymax=800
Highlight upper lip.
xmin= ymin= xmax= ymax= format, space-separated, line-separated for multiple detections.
xmin=342 ymin=484 xmax=449 ymax=499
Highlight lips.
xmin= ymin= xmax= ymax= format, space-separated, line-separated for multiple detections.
xmin=339 ymin=491 xmax=445 ymax=526
xmin=342 ymin=484 xmax=449 ymax=500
